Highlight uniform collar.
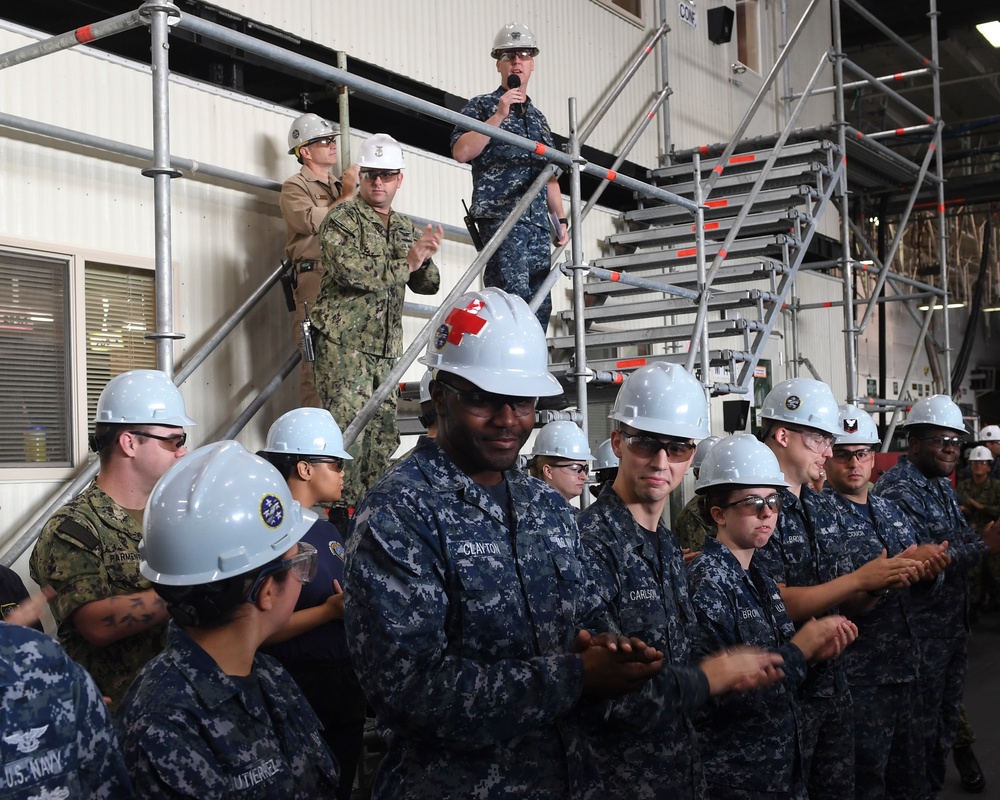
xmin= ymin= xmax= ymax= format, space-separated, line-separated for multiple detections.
xmin=165 ymin=622 xmax=282 ymax=722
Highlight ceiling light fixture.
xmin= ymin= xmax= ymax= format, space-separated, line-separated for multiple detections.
xmin=976 ymin=21 xmax=1000 ymax=48
xmin=917 ymin=302 xmax=966 ymax=311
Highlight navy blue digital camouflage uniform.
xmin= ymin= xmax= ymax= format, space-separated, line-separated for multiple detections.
xmin=873 ymin=455 xmax=989 ymax=798
xmin=827 ymin=489 xmax=925 ymax=800
xmin=1 ymin=621 xmax=133 ymax=798
xmin=755 ymin=485 xmax=855 ymax=800
xmin=260 ymin=518 xmax=363 ymax=800
xmin=114 ymin=621 xmax=339 ymax=798
xmin=451 ymin=87 xmax=557 ymax=331
xmin=344 ymin=435 xmax=626 ymax=799
xmin=687 ymin=536 xmax=809 ymax=799
xmin=577 ymin=483 xmax=710 ymax=799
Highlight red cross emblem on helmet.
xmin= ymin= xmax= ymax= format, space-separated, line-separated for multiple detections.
xmin=435 ymin=299 xmax=487 ymax=349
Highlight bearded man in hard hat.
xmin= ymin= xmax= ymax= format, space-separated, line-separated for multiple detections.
xmin=311 ymin=133 xmax=441 ymax=517
xmin=30 ymin=369 xmax=195 ymax=708
xmin=451 ymin=22 xmax=569 ymax=333
xmin=281 ymin=113 xmax=358 ymax=407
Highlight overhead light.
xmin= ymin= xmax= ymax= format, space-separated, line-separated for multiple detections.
xmin=917 ymin=302 xmax=966 ymax=310
xmin=984 ymin=306 xmax=1000 ymax=313
xmin=977 ymin=21 xmax=1000 ymax=47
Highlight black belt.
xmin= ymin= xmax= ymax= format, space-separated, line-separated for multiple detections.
xmin=298 ymin=260 xmax=319 ymax=273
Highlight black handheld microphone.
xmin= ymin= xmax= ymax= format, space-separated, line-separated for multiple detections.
xmin=507 ymin=74 xmax=524 ymax=116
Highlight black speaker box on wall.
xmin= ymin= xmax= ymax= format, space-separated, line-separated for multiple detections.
xmin=723 ymin=400 xmax=751 ymax=433
xmin=707 ymin=6 xmax=735 ymax=45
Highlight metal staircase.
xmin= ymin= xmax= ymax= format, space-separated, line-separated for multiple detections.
xmin=550 ymin=138 xmax=844 ymax=395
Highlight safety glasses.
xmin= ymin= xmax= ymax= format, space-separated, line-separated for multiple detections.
xmin=128 ymin=430 xmax=187 ymax=451
xmin=359 ymin=170 xmax=401 ymax=183
xmin=829 ymin=447 xmax=875 ymax=464
xmin=497 ymin=49 xmax=535 ymax=62
xmin=438 ymin=381 xmax=536 ymax=418
xmin=245 ymin=542 xmax=318 ymax=604
xmin=918 ymin=435 xmax=963 ymax=450
xmin=309 ymin=456 xmax=345 ymax=473
xmin=718 ymin=493 xmax=783 ymax=517
xmin=621 ymin=432 xmax=697 ymax=463
xmin=785 ymin=426 xmax=834 ymax=453
xmin=551 ymin=462 xmax=589 ymax=475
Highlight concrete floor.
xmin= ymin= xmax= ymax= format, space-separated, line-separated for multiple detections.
xmin=940 ymin=612 xmax=1000 ymax=799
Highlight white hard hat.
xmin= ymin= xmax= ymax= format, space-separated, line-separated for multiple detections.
xmin=93 ymin=369 xmax=196 ymax=427
xmin=593 ymin=438 xmax=619 ymax=471
xmin=609 ymin=362 xmax=710 ymax=441
xmin=141 ymin=441 xmax=316 ymax=586
xmin=261 ymin=408 xmax=352 ymax=460
xmin=835 ymin=403 xmax=880 ymax=446
xmin=420 ymin=288 xmax=561 ymax=397
xmin=968 ymin=445 xmax=994 ymax=462
xmin=760 ymin=378 xmax=841 ymax=437
xmin=356 ymin=133 xmax=405 ymax=170
xmin=491 ymin=22 xmax=539 ymax=59
xmin=287 ymin=113 xmax=336 ymax=156
xmin=979 ymin=424 xmax=1000 ymax=442
xmin=901 ymin=394 xmax=966 ymax=435
xmin=692 ymin=435 xmax=722 ymax=471
xmin=418 ymin=370 xmax=434 ymax=404
xmin=531 ymin=421 xmax=593 ymax=460
xmin=695 ymin=434 xmax=790 ymax=494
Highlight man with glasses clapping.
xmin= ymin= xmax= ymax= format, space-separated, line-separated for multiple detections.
xmin=825 ymin=404 xmax=944 ymax=799
xmin=755 ymin=379 xmax=921 ymax=800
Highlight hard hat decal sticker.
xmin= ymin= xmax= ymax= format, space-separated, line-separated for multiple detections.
xmin=511 ymin=31 xmax=521 ymax=41
xmin=374 ymin=145 xmax=384 ymax=157
xmin=443 ymin=300 xmax=488 ymax=345
xmin=784 ymin=395 xmax=801 ymax=411
xmin=260 ymin=494 xmax=285 ymax=529
xmin=843 ymin=418 xmax=859 ymax=433
xmin=292 ymin=129 xmax=300 ymax=140
xmin=434 ymin=324 xmax=449 ymax=350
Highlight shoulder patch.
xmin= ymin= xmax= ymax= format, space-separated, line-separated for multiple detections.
xmin=56 ymin=518 xmax=101 ymax=552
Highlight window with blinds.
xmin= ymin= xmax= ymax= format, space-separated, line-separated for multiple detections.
xmin=84 ymin=262 xmax=157 ymax=425
xmin=0 ymin=251 xmax=71 ymax=466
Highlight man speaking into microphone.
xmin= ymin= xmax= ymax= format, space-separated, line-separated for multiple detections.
xmin=451 ymin=21 xmax=569 ymax=333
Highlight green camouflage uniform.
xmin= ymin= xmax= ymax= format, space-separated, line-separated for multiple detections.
xmin=957 ymin=475 xmax=1000 ymax=606
xmin=29 ymin=481 xmax=167 ymax=707
xmin=312 ymin=195 xmax=440 ymax=508
xmin=673 ymin=495 xmax=715 ymax=553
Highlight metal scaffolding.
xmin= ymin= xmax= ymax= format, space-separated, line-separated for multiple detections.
xmin=0 ymin=0 xmax=959 ymax=555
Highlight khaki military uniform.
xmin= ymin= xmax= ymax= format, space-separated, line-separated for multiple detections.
xmin=280 ymin=165 xmax=342 ymax=407
xmin=29 ymin=481 xmax=167 ymax=707
xmin=311 ymin=196 xmax=440 ymax=507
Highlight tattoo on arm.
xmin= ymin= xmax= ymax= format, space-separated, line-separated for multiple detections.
xmin=102 ymin=593 xmax=165 ymax=631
